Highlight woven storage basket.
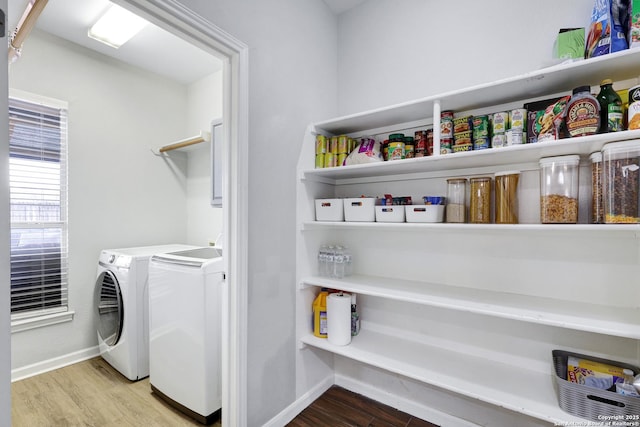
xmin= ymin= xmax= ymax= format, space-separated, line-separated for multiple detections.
xmin=553 ymin=350 xmax=640 ymax=421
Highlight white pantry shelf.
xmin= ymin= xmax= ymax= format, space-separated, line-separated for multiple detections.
xmin=301 ymin=221 xmax=640 ymax=238
xmin=303 ymin=130 xmax=640 ymax=183
xmin=300 ymin=275 xmax=640 ymax=339
xmin=314 ymin=49 xmax=640 ymax=136
xmin=300 ymin=329 xmax=586 ymax=425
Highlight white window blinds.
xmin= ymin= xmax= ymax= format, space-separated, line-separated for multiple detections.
xmin=9 ymin=95 xmax=69 ymax=316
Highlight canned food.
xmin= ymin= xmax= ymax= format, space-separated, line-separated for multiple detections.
xmin=454 ymin=130 xmax=472 ymax=146
xmin=426 ymin=129 xmax=434 ymax=156
xmin=337 ymin=135 xmax=349 ymax=153
xmin=388 ymin=142 xmax=405 ymax=160
xmin=453 ymin=115 xmax=473 ymax=134
xmin=414 ymin=130 xmax=427 ymax=157
xmin=440 ymin=138 xmax=453 ymax=154
xmin=337 ymin=153 xmax=347 ymax=166
xmin=315 ymin=134 xmax=327 ymax=155
xmin=452 ymin=143 xmax=473 ymax=153
xmin=506 ymin=128 xmax=524 ymax=145
xmin=628 ymin=85 xmax=640 ymax=130
xmin=441 ymin=111 xmax=454 ymax=139
xmin=348 ymin=138 xmax=357 ymax=153
xmin=404 ymin=144 xmax=415 ymax=158
xmin=492 ymin=134 xmax=507 ymax=148
xmin=324 ymin=152 xmax=337 ymax=168
xmin=472 ymin=115 xmax=490 ymax=139
xmin=510 ymin=109 xmax=527 ymax=130
xmin=473 ymin=136 xmax=491 ymax=150
xmin=381 ymin=140 xmax=389 ymax=161
xmin=492 ymin=112 xmax=509 ymax=134
xmin=329 ymin=136 xmax=339 ymax=154
xmin=315 ymin=154 xmax=325 ymax=168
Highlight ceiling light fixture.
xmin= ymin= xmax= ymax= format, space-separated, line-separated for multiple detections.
xmin=88 ymin=4 xmax=148 ymax=49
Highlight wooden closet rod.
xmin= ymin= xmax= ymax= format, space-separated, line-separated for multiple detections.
xmin=9 ymin=0 xmax=49 ymax=62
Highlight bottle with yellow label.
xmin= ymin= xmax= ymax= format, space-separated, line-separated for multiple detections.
xmin=313 ymin=290 xmax=329 ymax=338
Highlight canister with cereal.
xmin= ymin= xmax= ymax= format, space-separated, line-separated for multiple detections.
xmin=602 ymin=141 xmax=640 ymax=224
xmin=539 ymin=155 xmax=580 ymax=224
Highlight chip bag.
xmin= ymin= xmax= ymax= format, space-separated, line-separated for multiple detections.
xmin=585 ymin=0 xmax=630 ymax=58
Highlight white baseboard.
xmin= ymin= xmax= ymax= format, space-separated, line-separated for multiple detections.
xmin=262 ymin=375 xmax=334 ymax=427
xmin=335 ymin=374 xmax=481 ymax=427
xmin=11 ymin=346 xmax=100 ymax=382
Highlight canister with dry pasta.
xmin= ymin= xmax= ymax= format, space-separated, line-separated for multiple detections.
xmin=495 ymin=171 xmax=520 ymax=224
xmin=539 ymin=155 xmax=580 ymax=224
xmin=469 ymin=176 xmax=492 ymax=224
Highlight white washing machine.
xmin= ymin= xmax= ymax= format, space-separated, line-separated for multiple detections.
xmin=94 ymin=244 xmax=196 ymax=381
xmin=148 ymin=246 xmax=224 ymax=425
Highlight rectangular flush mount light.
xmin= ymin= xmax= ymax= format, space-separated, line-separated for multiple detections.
xmin=88 ymin=4 xmax=148 ymax=48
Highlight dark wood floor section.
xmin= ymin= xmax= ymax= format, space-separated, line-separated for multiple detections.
xmin=288 ymin=386 xmax=439 ymax=427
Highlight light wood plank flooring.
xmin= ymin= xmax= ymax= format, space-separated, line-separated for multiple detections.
xmin=11 ymin=357 xmax=218 ymax=427
xmin=13 ymin=357 xmax=439 ymax=427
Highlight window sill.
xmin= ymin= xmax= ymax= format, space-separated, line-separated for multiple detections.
xmin=11 ymin=309 xmax=75 ymax=334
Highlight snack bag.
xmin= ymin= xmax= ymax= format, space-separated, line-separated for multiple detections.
xmin=537 ymin=96 xmax=571 ymax=142
xmin=585 ymin=0 xmax=630 ymax=58
xmin=567 ymin=356 xmax=628 ymax=390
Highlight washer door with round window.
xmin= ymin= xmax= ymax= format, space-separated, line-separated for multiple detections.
xmin=95 ymin=270 xmax=123 ymax=347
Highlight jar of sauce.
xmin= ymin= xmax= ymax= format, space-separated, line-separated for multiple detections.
xmin=565 ymin=86 xmax=600 ymax=138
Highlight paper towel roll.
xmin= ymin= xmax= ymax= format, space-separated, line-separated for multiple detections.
xmin=327 ymin=292 xmax=352 ymax=346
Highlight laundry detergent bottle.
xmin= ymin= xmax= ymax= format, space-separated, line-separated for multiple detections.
xmin=313 ymin=290 xmax=329 ymax=338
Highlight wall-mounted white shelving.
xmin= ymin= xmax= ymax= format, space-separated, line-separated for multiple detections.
xmin=296 ymin=47 xmax=640 ymax=426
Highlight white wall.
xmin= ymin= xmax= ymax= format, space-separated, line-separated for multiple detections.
xmin=8 ymin=30 xmax=191 ymax=370
xmin=186 ymin=71 xmax=223 ymax=247
xmin=337 ymin=0 xmax=594 ymax=115
xmin=174 ymin=1 xmax=339 ymax=425
xmin=0 ymin=0 xmax=11 ymax=424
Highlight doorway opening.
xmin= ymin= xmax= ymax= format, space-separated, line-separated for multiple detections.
xmin=6 ymin=0 xmax=248 ymax=425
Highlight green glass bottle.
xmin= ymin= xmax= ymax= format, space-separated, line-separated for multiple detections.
xmin=597 ymin=79 xmax=623 ymax=133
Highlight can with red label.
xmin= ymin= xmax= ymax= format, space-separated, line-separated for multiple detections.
xmin=414 ymin=130 xmax=427 ymax=157
xmin=426 ymin=129 xmax=434 ymax=156
xmin=441 ymin=111 xmax=454 ymax=139
xmin=440 ymin=138 xmax=453 ymax=154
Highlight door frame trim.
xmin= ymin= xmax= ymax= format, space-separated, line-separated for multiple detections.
xmin=114 ymin=1 xmax=249 ymax=425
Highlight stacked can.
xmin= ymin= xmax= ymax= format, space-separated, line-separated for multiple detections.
xmin=453 ymin=115 xmax=473 ymax=152
xmin=507 ymin=109 xmax=527 ymax=145
xmin=472 ymin=115 xmax=490 ymax=150
xmin=414 ymin=131 xmax=427 ymax=157
xmin=337 ymin=135 xmax=349 ymax=166
xmin=491 ymin=112 xmax=509 ymax=148
xmin=440 ymin=111 xmax=454 ymax=154
xmin=315 ymin=134 xmax=327 ymax=168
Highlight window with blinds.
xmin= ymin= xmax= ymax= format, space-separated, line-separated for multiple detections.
xmin=9 ymin=95 xmax=68 ymax=316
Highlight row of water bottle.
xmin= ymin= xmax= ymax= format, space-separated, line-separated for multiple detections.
xmin=318 ymin=244 xmax=353 ymax=278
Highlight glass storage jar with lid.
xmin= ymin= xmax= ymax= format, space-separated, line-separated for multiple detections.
xmin=539 ymin=155 xmax=580 ymax=224
xmin=446 ymin=178 xmax=467 ymax=223
xmin=494 ymin=171 xmax=519 ymax=224
xmin=602 ymin=140 xmax=640 ymax=223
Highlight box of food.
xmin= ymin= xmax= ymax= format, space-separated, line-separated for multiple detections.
xmin=343 ymin=198 xmax=376 ymax=222
xmin=315 ymin=199 xmax=344 ymax=222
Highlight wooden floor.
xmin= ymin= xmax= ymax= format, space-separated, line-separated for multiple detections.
xmin=12 ymin=357 xmax=438 ymax=427
xmin=11 ymin=357 xmax=216 ymax=427
xmin=287 ymin=386 xmax=439 ymax=427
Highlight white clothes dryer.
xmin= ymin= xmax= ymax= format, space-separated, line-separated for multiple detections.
xmin=148 ymin=246 xmax=224 ymax=424
xmin=94 ymin=244 xmax=196 ymax=381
